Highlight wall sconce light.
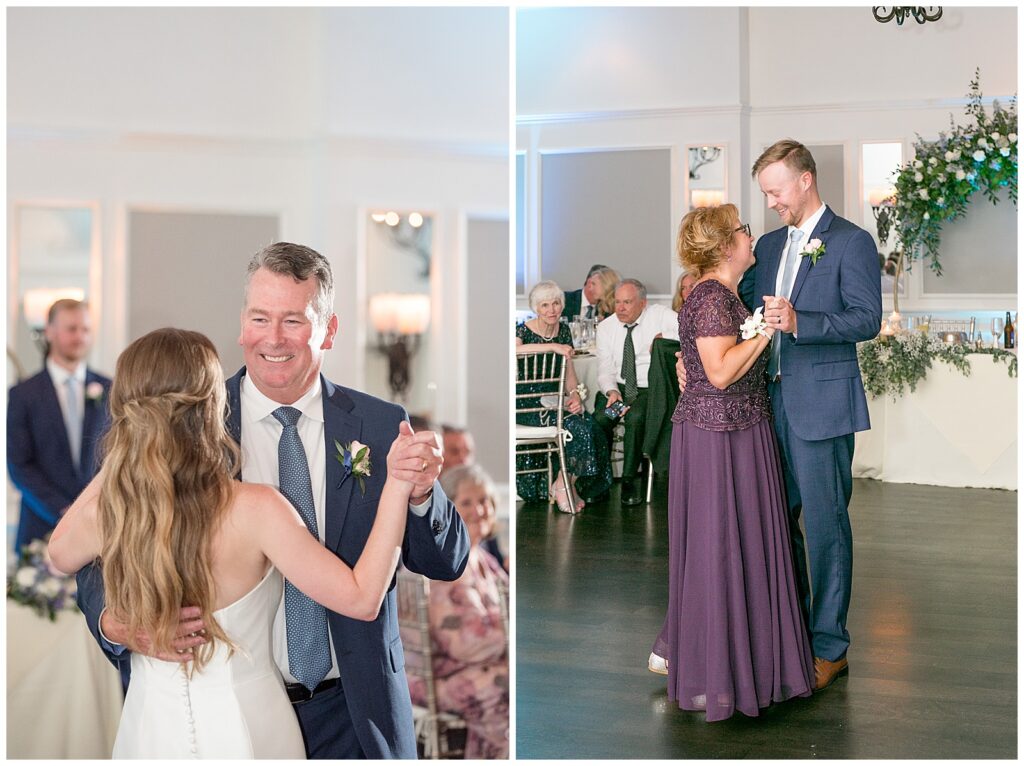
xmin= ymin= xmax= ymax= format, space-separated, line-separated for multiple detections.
xmin=369 ymin=293 xmax=430 ymax=402
xmin=689 ymin=189 xmax=725 ymax=209
xmin=872 ymin=6 xmax=942 ymax=25
xmin=22 ymin=287 xmax=85 ymax=354
xmin=688 ymin=146 xmax=722 ymax=180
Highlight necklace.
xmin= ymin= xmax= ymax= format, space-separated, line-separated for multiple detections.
xmin=532 ymin=319 xmax=558 ymax=341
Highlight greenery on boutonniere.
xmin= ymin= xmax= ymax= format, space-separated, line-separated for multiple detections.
xmin=857 ymin=332 xmax=1017 ymax=400
xmin=335 ymin=439 xmax=371 ymax=495
xmin=800 ymin=238 xmax=826 ymax=266
xmin=890 ymin=70 xmax=1017 ymax=276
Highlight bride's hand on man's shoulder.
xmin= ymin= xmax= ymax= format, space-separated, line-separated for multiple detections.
xmin=101 ymin=606 xmax=207 ymax=663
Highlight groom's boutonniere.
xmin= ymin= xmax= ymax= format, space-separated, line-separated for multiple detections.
xmin=335 ymin=439 xmax=371 ymax=495
xmin=800 ymin=238 xmax=826 ymax=266
xmin=85 ymin=382 xmax=105 ymax=403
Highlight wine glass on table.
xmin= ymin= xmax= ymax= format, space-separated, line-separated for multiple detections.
xmin=992 ymin=316 xmax=1004 ymax=348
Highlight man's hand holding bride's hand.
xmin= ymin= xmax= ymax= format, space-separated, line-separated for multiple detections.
xmin=387 ymin=421 xmax=443 ymax=503
xmin=100 ymin=606 xmax=207 ymax=663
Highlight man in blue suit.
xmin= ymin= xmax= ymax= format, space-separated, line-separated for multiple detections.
xmin=77 ymin=243 xmax=470 ymax=758
xmin=8 ymin=299 xmax=111 ymax=551
xmin=739 ymin=140 xmax=881 ymax=691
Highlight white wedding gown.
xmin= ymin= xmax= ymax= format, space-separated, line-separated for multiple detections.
xmin=112 ymin=567 xmax=306 ymax=759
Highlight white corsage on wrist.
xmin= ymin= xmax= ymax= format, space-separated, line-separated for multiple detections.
xmin=740 ymin=306 xmax=770 ymax=340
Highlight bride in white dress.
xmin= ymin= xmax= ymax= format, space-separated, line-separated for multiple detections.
xmin=49 ymin=328 xmax=426 ymax=758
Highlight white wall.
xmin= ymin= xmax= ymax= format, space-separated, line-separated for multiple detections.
xmin=517 ymin=6 xmax=1018 ymax=312
xmin=8 ymin=7 xmax=508 ymax=435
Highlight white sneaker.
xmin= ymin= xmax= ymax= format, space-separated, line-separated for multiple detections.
xmin=648 ymin=652 xmax=668 ymax=675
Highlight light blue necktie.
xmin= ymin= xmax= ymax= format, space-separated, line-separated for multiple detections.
xmin=768 ymin=229 xmax=805 ymax=379
xmin=64 ymin=377 xmax=81 ymax=471
xmin=273 ymin=406 xmax=332 ymax=691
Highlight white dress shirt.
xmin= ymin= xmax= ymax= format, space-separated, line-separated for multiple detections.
xmin=239 ymin=374 xmax=342 ymax=684
xmin=596 ymin=304 xmax=679 ymax=394
xmin=46 ymin=358 xmax=86 ymax=462
xmin=773 ymin=202 xmax=828 ymax=299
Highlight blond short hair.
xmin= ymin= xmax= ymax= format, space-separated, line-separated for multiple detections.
xmin=676 ymin=204 xmax=739 ymax=278
xmin=752 ymin=139 xmax=817 ymax=180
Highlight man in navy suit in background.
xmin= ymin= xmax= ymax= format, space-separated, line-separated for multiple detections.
xmin=740 ymin=140 xmax=881 ymax=692
xmin=8 ymin=299 xmax=111 ymax=551
xmin=77 ymin=243 xmax=469 ymax=758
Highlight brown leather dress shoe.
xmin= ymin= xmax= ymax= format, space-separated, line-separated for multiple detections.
xmin=813 ymin=656 xmax=848 ymax=691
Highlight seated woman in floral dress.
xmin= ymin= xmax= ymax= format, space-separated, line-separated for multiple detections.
xmin=407 ymin=464 xmax=509 ymax=759
xmin=515 ymin=280 xmax=613 ymax=512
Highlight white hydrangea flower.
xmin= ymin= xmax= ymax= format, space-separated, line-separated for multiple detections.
xmin=928 ymin=157 xmax=938 ymax=166
xmin=1000 ymin=147 xmax=1011 ymax=157
xmin=918 ymin=189 xmax=929 ymax=200
xmin=936 ymin=197 xmax=944 ymax=205
xmin=955 ymin=169 xmax=967 ymax=181
xmin=914 ymin=172 xmax=923 ymax=182
xmin=978 ymin=137 xmax=990 ymax=149
xmin=913 ymin=159 xmax=923 ymax=169
xmin=944 ymin=150 xmax=956 ymax=162
xmin=923 ymin=212 xmax=930 ymax=220
xmin=972 ymin=150 xmax=986 ymax=162
xmin=37 ymin=577 xmax=62 ymax=599
xmin=991 ymin=132 xmax=1001 ymax=141
xmin=1009 ymin=133 xmax=1017 ymax=143
xmin=15 ymin=567 xmax=37 ymax=588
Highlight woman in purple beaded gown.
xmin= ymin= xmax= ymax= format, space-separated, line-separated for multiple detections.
xmin=650 ymin=204 xmax=814 ymax=722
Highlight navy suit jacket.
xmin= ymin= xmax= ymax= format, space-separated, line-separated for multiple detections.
xmin=7 ymin=367 xmax=111 ymax=551
xmin=561 ymin=288 xmax=583 ymax=319
xmin=76 ymin=369 xmax=469 ymax=758
xmin=739 ymin=206 xmax=881 ymax=441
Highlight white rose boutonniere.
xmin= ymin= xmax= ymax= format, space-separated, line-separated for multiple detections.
xmin=85 ymin=382 xmax=105 ymax=402
xmin=740 ymin=306 xmax=770 ymax=340
xmin=335 ymin=439 xmax=371 ymax=495
xmin=800 ymin=238 xmax=826 ymax=266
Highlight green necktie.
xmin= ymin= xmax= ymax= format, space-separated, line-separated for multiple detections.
xmin=622 ymin=323 xmax=638 ymax=403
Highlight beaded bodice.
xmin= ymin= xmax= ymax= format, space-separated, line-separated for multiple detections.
xmin=671 ymin=279 xmax=772 ymax=431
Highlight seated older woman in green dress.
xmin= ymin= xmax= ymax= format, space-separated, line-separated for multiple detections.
xmin=515 ymin=280 xmax=612 ymax=512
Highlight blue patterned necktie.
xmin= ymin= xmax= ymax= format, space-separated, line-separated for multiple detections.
xmin=273 ymin=406 xmax=331 ymax=691
xmin=768 ymin=229 xmax=805 ymax=378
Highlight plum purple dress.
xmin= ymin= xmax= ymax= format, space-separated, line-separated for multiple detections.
xmin=651 ymin=279 xmax=814 ymax=722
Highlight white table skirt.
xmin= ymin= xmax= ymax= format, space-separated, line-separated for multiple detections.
xmin=571 ymin=353 xmax=600 ymax=413
xmin=852 ymin=355 xmax=1017 ymax=490
xmin=7 ymin=602 xmax=123 ymax=758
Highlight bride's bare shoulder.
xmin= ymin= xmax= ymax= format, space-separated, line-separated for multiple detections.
xmin=226 ymin=482 xmax=291 ymax=520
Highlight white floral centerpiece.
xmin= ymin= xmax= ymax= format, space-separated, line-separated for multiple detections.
xmin=7 ymin=537 xmax=79 ymax=621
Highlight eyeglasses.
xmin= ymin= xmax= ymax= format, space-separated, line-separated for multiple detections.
xmin=734 ymin=223 xmax=752 ymax=237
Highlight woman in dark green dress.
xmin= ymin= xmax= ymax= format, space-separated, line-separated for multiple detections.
xmin=515 ymin=280 xmax=612 ymax=512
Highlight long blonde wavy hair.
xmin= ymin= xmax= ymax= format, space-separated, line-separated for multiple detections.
xmin=99 ymin=328 xmax=240 ymax=672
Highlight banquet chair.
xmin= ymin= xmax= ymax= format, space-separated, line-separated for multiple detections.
xmin=514 ymin=351 xmax=580 ymax=513
xmin=396 ymin=568 xmax=467 ymax=759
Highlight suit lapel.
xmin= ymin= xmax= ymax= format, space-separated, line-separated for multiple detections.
xmin=788 ymin=206 xmax=835 ymax=306
xmin=757 ymin=228 xmax=788 ymax=305
xmin=80 ymin=370 xmax=103 ymax=478
xmin=40 ymin=369 xmax=76 ymax=473
xmin=321 ymin=376 xmax=361 ymax=553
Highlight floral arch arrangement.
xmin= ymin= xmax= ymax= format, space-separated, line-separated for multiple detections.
xmin=890 ymin=71 xmax=1017 ymax=276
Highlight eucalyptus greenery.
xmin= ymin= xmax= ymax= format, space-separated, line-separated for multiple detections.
xmin=891 ymin=71 xmax=1018 ymax=276
xmin=857 ymin=332 xmax=1017 ymax=400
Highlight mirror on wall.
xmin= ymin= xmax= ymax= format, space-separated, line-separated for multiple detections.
xmin=862 ymin=141 xmax=906 ymax=300
xmin=686 ymin=144 xmax=727 ymax=211
xmin=9 ymin=204 xmax=96 ymax=381
xmin=364 ymin=210 xmax=435 ymax=415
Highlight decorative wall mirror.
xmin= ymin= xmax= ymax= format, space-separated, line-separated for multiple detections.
xmin=364 ymin=210 xmax=435 ymax=414
xmin=861 ymin=141 xmax=907 ymax=306
xmin=685 ymin=144 xmax=727 ymax=211
xmin=9 ymin=203 xmax=97 ymax=381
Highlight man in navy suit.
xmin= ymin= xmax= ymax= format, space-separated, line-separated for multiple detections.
xmin=8 ymin=299 xmax=111 ymax=551
xmin=740 ymin=140 xmax=881 ymax=691
xmin=77 ymin=243 xmax=470 ymax=758
xmin=561 ymin=263 xmax=611 ymax=320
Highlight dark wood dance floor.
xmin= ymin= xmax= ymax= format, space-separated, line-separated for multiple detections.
xmin=515 ymin=478 xmax=1017 ymax=759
